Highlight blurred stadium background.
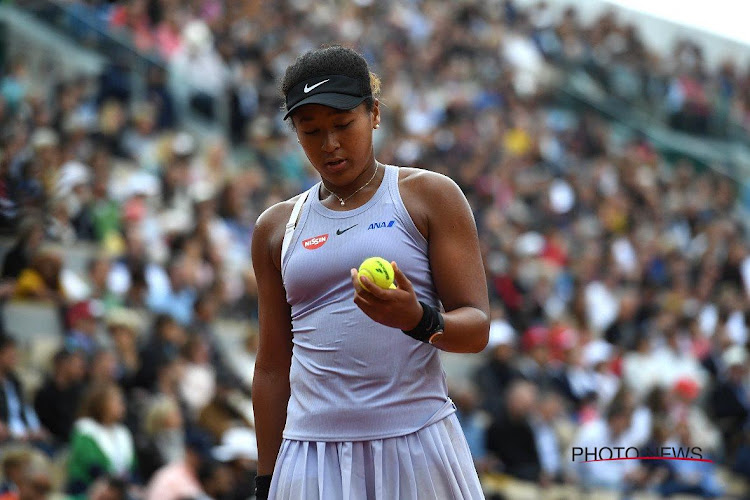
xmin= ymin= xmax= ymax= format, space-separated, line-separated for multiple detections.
xmin=1 ymin=0 xmax=749 ymax=499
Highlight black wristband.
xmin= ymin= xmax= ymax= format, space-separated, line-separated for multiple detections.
xmin=402 ymin=301 xmax=444 ymax=344
xmin=255 ymin=475 xmax=272 ymax=499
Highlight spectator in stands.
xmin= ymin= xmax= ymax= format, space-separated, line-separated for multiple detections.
xmin=153 ymin=6 xmax=183 ymax=61
xmin=145 ymin=432 xmax=207 ymax=500
xmin=33 ymin=347 xmax=86 ymax=445
xmin=135 ymin=314 xmax=186 ymax=392
xmin=583 ymin=339 xmax=620 ymax=410
xmin=657 ymin=421 xmax=724 ymax=498
xmin=105 ymin=308 xmax=142 ymax=390
xmin=65 ymin=300 xmax=102 ymax=357
xmin=0 ymin=217 xmax=44 ymax=280
xmin=150 ymin=357 xmax=185 ymax=404
xmin=67 ymin=383 xmax=136 ymax=498
xmin=87 ymin=256 xmax=119 ymax=312
xmin=87 ymin=476 xmax=128 ymax=500
xmin=622 ymin=334 xmax=661 ymax=400
xmin=137 ymin=395 xmax=185 ymax=480
xmin=555 ymin=344 xmax=598 ymax=413
xmin=197 ymin=374 xmax=252 ymax=444
xmin=88 ymin=349 xmax=120 ymax=386
xmin=653 ymin=319 xmax=709 ymax=390
xmin=452 ymin=384 xmax=489 ymax=468
xmin=178 ymin=335 xmax=216 ymax=418
xmin=709 ymin=345 xmax=750 ymax=456
xmin=6 ymin=450 xmax=52 ymax=500
xmin=12 ymin=247 xmax=64 ymax=303
xmin=109 ymin=0 xmax=155 ymax=53
xmin=0 ymin=336 xmax=47 ymax=446
xmin=196 ymin=459 xmax=234 ymax=500
xmin=146 ymin=257 xmax=196 ymax=326
xmin=0 ymin=447 xmax=32 ymax=497
xmin=573 ymin=401 xmax=642 ymax=492
xmin=531 ymin=390 xmax=569 ymax=485
xmin=518 ymin=326 xmax=558 ymax=390
xmin=669 ymin=376 xmax=722 ymax=454
xmin=474 ymin=311 xmax=521 ymax=417
xmin=226 ymin=327 xmax=258 ymax=393
xmin=169 ymin=20 xmax=228 ymax=121
xmin=486 ymin=380 xmax=542 ymax=482
xmin=121 ymin=101 xmax=160 ymax=170
xmin=211 ymin=427 xmax=258 ymax=500
xmin=55 ymin=159 xmax=95 ymax=241
xmin=190 ymin=291 xmax=241 ymax=391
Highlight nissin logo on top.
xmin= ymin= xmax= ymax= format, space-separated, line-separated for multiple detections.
xmin=368 ymin=220 xmax=395 ymax=230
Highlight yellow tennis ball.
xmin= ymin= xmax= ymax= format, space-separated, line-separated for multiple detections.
xmin=358 ymin=257 xmax=397 ymax=290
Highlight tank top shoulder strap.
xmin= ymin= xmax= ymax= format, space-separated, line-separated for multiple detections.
xmin=385 ymin=164 xmax=428 ymax=247
xmin=281 ymin=185 xmax=317 ymax=275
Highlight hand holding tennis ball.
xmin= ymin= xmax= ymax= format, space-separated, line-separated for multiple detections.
xmin=351 ymin=257 xmax=424 ymax=331
xmin=358 ymin=257 xmax=397 ymax=290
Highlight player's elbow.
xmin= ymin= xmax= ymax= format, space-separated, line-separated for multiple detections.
xmin=468 ymin=312 xmax=490 ymax=353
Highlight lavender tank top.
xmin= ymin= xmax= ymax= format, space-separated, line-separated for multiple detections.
xmin=280 ymin=164 xmax=455 ymax=441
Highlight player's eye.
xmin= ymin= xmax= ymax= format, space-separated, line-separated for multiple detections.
xmin=335 ymin=121 xmax=354 ymax=130
xmin=302 ymin=129 xmax=320 ymax=136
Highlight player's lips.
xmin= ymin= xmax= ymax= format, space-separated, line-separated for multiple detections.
xmin=324 ymin=158 xmax=348 ymax=172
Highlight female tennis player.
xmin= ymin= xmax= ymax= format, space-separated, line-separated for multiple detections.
xmin=252 ymin=45 xmax=489 ymax=499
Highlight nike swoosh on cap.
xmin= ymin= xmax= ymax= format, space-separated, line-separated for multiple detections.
xmin=304 ymin=79 xmax=330 ymax=93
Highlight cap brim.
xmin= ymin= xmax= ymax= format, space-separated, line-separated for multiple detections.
xmin=284 ymin=93 xmax=368 ymax=120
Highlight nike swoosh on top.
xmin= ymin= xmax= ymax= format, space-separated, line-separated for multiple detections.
xmin=336 ymin=224 xmax=357 ymax=235
xmin=304 ymin=79 xmax=330 ymax=93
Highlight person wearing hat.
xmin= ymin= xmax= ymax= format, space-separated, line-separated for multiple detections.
xmin=474 ymin=311 xmax=522 ymax=417
xmin=66 ymin=300 xmax=103 ymax=357
xmin=212 ymin=427 xmax=258 ymax=500
xmin=253 ymin=45 xmax=489 ymax=499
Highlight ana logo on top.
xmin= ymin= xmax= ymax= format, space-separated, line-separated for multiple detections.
xmin=368 ymin=220 xmax=395 ymax=230
xmin=302 ymin=234 xmax=328 ymax=250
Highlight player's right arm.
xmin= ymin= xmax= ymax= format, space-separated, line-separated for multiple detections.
xmin=252 ymin=198 xmax=296 ymax=477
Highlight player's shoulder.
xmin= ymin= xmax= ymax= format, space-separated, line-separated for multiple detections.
xmin=254 ymin=192 xmax=307 ymax=242
xmin=397 ymin=166 xmax=464 ymax=203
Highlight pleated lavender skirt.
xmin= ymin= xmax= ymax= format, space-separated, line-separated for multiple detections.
xmin=268 ymin=413 xmax=485 ymax=499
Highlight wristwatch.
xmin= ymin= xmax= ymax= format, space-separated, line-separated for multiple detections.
xmin=403 ymin=301 xmax=445 ymax=344
xmin=427 ymin=311 xmax=445 ymax=345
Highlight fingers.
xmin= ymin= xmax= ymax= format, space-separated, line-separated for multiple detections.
xmin=350 ymin=268 xmax=364 ymax=293
xmin=360 ymin=275 xmax=392 ymax=301
xmin=392 ymin=262 xmax=413 ymax=292
xmin=353 ymin=291 xmax=375 ymax=311
xmin=351 ymin=268 xmax=395 ymax=302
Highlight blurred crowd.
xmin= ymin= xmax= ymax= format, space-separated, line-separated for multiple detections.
xmin=1 ymin=0 xmax=750 ymax=499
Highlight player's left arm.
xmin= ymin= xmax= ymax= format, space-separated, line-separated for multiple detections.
xmin=350 ymin=168 xmax=489 ymax=352
xmin=417 ymin=171 xmax=490 ymax=353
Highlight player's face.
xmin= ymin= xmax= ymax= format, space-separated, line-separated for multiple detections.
xmin=292 ymin=101 xmax=380 ymax=187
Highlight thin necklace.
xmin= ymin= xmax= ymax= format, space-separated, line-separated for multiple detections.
xmin=322 ymin=162 xmax=379 ymax=206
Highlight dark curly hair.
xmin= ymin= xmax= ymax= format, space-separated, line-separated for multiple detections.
xmin=281 ymin=45 xmax=381 ymax=115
